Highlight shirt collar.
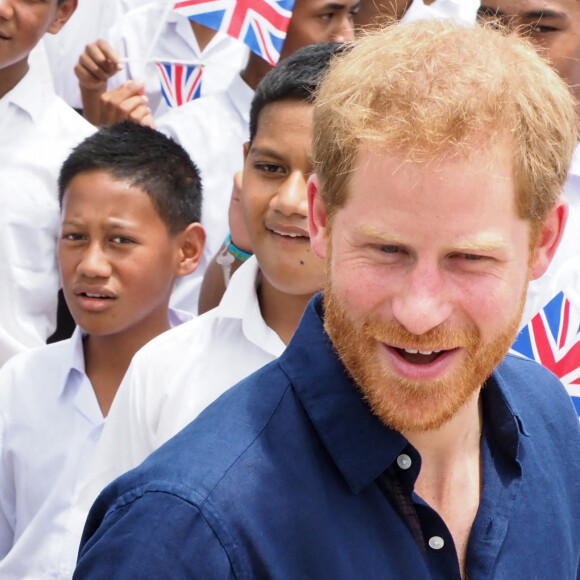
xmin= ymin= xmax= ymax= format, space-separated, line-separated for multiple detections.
xmin=279 ymin=294 xmax=524 ymax=494
xmin=2 ymin=68 xmax=46 ymax=123
xmin=218 ymin=256 xmax=285 ymax=355
xmin=227 ymin=73 xmax=254 ymax=125
xmin=51 ymin=326 xmax=88 ymax=399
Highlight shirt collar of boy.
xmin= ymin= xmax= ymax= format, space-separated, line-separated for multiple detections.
xmin=3 ymin=68 xmax=46 ymax=124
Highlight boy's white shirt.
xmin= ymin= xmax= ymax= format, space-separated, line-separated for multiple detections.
xmin=77 ymin=256 xmax=284 ymax=515
xmin=0 ymin=69 xmax=94 ymax=368
xmin=0 ymin=309 xmax=191 ymax=580
xmin=402 ymin=0 xmax=480 ymax=24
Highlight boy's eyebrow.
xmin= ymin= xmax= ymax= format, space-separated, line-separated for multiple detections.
xmin=322 ymin=1 xmax=358 ymax=9
xmin=478 ymin=5 xmax=567 ymax=20
xmin=248 ymin=146 xmax=286 ymax=162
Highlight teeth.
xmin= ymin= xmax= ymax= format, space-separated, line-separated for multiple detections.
xmin=85 ymin=293 xmax=106 ymax=298
xmin=272 ymin=229 xmax=306 ymax=238
xmin=403 ymin=348 xmax=441 ymax=355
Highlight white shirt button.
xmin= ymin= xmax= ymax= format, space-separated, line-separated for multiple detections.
xmin=396 ymin=453 xmax=412 ymax=470
xmin=428 ymin=536 xmax=445 ymax=550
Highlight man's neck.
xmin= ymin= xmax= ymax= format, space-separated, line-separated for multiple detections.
xmin=405 ymin=390 xmax=483 ymax=578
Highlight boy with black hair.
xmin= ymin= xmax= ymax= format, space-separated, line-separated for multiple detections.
xmin=0 ymin=0 xmax=94 ymax=367
xmin=0 ymin=121 xmax=204 ymax=579
xmin=75 ymin=44 xmax=348 ymax=551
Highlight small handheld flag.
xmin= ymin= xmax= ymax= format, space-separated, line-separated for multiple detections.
xmin=173 ymin=0 xmax=295 ymax=66
xmin=156 ymin=62 xmax=203 ymax=107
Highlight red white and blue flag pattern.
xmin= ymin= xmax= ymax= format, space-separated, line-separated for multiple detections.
xmin=511 ymin=290 xmax=580 ymax=416
xmin=156 ymin=62 xmax=203 ymax=108
xmin=173 ymin=0 xmax=295 ymax=66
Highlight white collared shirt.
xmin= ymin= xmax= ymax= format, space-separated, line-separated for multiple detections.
xmin=158 ymin=73 xmax=254 ymax=313
xmin=0 ymin=71 xmax=94 ymax=368
xmin=107 ymin=4 xmax=249 ymax=118
xmin=0 ymin=310 xmax=191 ymax=579
xmin=78 ymin=257 xmax=284 ymax=516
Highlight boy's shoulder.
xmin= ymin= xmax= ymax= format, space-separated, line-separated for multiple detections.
xmin=2 ymin=70 xmax=94 ymax=142
xmin=0 ymin=332 xmax=83 ymax=412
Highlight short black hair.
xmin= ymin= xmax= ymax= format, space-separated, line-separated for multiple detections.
xmin=59 ymin=122 xmax=202 ymax=234
xmin=249 ymin=41 xmax=352 ymax=143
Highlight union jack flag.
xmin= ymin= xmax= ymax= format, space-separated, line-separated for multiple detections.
xmin=173 ymin=0 xmax=295 ymax=66
xmin=156 ymin=62 xmax=203 ymax=108
xmin=511 ymin=290 xmax=580 ymax=415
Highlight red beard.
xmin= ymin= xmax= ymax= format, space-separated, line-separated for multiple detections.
xmin=323 ymin=280 xmax=524 ymax=433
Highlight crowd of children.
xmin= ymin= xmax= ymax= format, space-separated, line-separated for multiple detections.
xmin=0 ymin=0 xmax=579 ymax=577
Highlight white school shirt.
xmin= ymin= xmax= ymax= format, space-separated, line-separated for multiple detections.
xmin=0 ymin=71 xmax=94 ymax=368
xmin=78 ymin=257 xmax=285 ymax=516
xmin=42 ymin=0 xmax=125 ymax=109
xmin=107 ymin=4 xmax=249 ymax=119
xmin=158 ymin=73 xmax=254 ymax=313
xmin=523 ymin=144 xmax=580 ymax=326
xmin=0 ymin=310 xmax=190 ymax=580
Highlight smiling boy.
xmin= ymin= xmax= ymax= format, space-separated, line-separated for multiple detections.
xmin=0 ymin=121 xmax=204 ymax=579
xmin=156 ymin=0 xmax=359 ymax=314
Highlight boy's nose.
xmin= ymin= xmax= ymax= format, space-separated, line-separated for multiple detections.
xmin=0 ymin=0 xmax=15 ymax=18
xmin=331 ymin=15 xmax=355 ymax=43
xmin=77 ymin=244 xmax=112 ymax=279
xmin=271 ymin=171 xmax=308 ymax=217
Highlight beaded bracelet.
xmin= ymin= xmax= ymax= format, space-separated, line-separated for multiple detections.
xmin=216 ymin=233 xmax=253 ymax=286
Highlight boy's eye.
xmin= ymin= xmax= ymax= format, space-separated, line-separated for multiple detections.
xmin=111 ymin=236 xmax=135 ymax=245
xmin=254 ymin=163 xmax=284 ymax=175
xmin=62 ymin=232 xmax=85 ymax=241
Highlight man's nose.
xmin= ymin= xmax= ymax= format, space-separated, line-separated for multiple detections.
xmin=391 ymin=263 xmax=453 ymax=336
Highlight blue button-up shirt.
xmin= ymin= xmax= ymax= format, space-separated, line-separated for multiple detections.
xmin=75 ymin=295 xmax=580 ymax=579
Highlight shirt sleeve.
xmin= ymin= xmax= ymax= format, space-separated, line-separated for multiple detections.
xmin=0 ymin=410 xmax=15 ymax=558
xmin=74 ymin=489 xmax=236 ymax=579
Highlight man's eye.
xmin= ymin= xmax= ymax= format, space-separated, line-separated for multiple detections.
xmin=379 ymin=245 xmax=400 ymax=254
xmin=460 ymin=253 xmax=483 ymax=261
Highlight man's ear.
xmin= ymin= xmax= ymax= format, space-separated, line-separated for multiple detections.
xmin=175 ymin=223 xmax=206 ymax=277
xmin=307 ymin=174 xmax=329 ymax=260
xmin=530 ymin=197 xmax=569 ymax=280
xmin=47 ymin=0 xmax=78 ymax=35
xmin=243 ymin=142 xmax=250 ymax=161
